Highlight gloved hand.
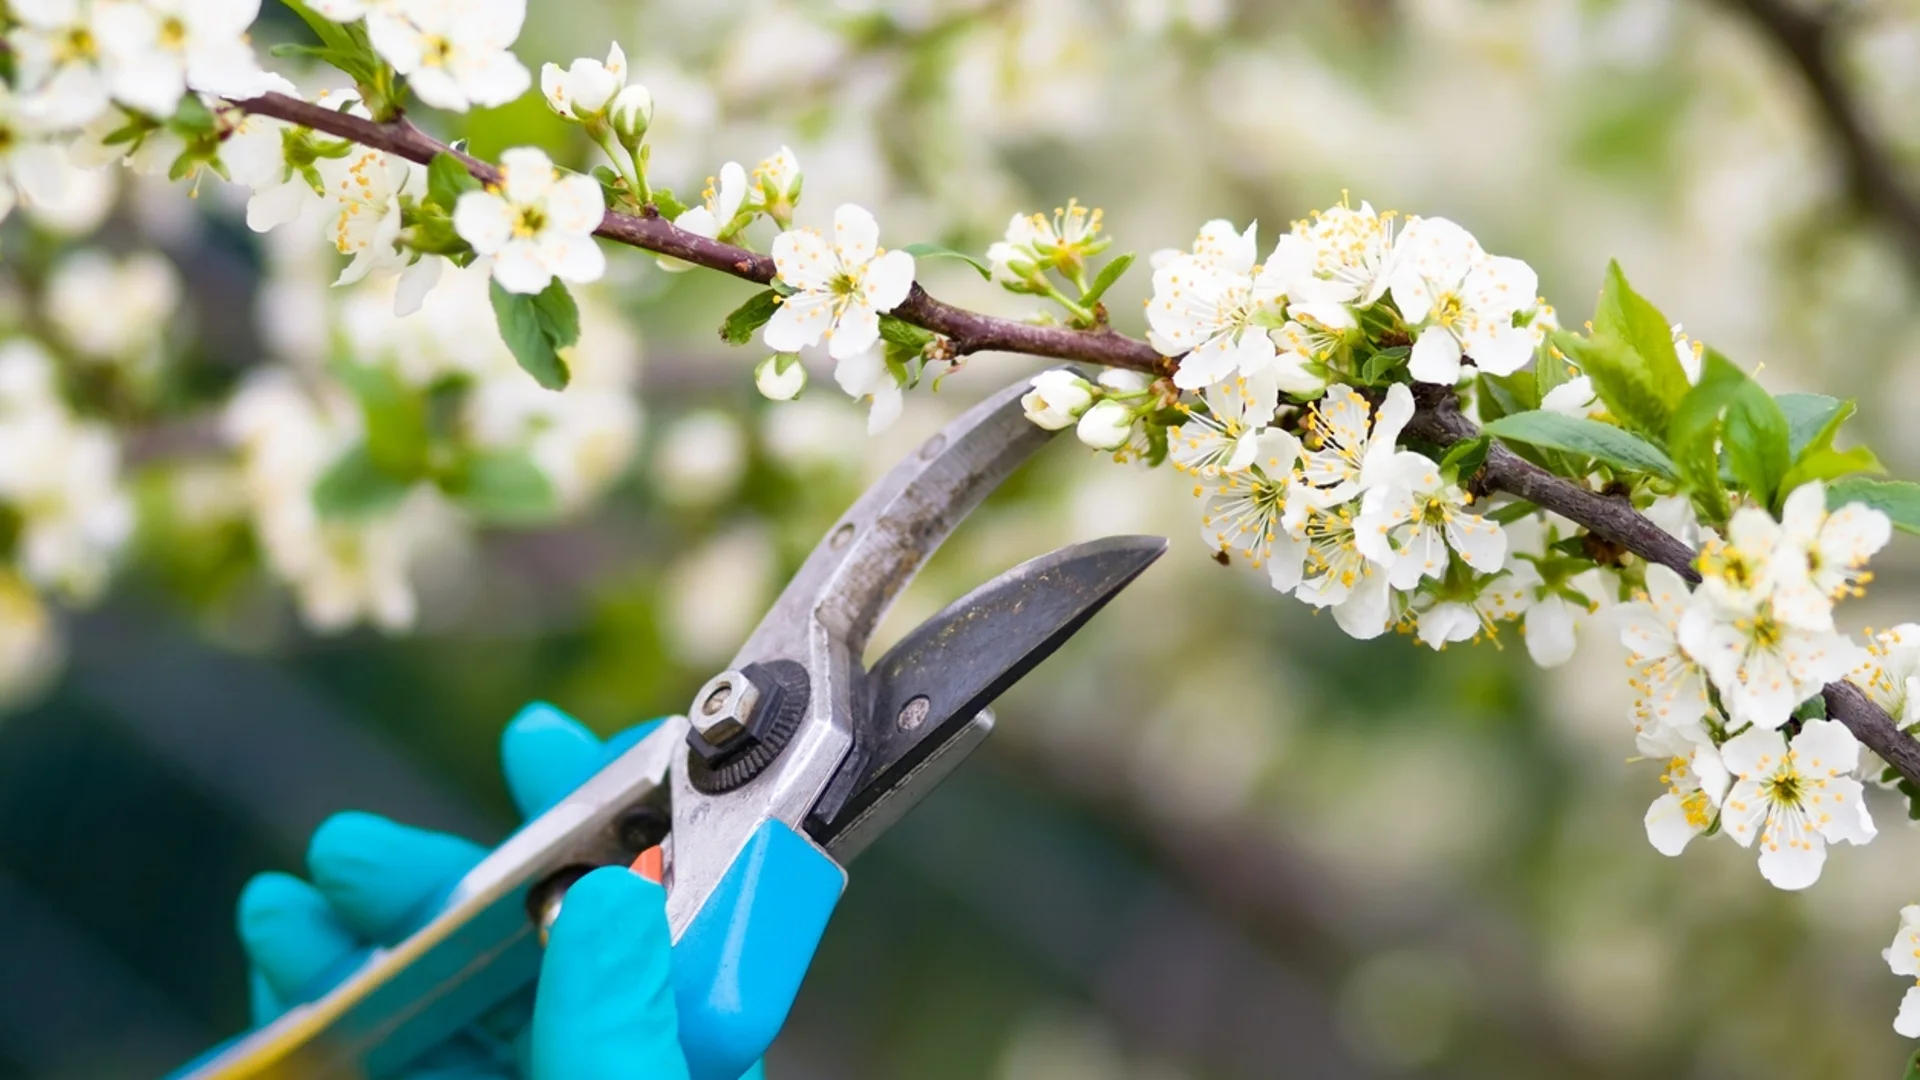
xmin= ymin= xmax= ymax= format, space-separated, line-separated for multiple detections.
xmin=202 ymin=703 xmax=766 ymax=1080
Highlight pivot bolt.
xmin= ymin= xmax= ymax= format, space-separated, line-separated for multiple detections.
xmin=689 ymin=669 xmax=761 ymax=751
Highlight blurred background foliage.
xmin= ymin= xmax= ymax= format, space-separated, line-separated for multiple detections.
xmin=7 ymin=0 xmax=1920 ymax=1076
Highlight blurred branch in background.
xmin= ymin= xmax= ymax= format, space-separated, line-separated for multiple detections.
xmin=1715 ymin=0 xmax=1920 ymax=275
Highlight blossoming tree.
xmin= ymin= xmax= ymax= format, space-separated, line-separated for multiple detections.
xmin=9 ymin=0 xmax=1920 ymax=1067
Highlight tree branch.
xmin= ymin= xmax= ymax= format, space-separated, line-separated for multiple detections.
xmin=228 ymin=90 xmax=1920 ymax=786
xmin=231 ymin=92 xmax=1168 ymax=373
xmin=1712 ymin=0 xmax=1920 ymax=276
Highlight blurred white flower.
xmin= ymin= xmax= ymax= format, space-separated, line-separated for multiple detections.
xmin=317 ymin=146 xmax=417 ymax=291
xmin=1540 ymin=375 xmax=1602 ymax=418
xmin=1777 ymin=481 xmax=1891 ymax=605
xmin=765 ymin=203 xmax=916 ymax=362
xmin=754 ymin=353 xmax=807 ymax=401
xmin=18 ymin=149 xmax=116 ymax=235
xmin=366 ymin=0 xmax=531 ymax=112
xmin=751 ymin=146 xmax=802 ymax=226
xmin=45 ymin=249 xmax=181 ymax=366
xmin=0 ymin=84 xmax=71 ymax=223
xmin=8 ymin=0 xmax=114 ymax=127
xmin=454 ymin=147 xmax=606 ymax=295
xmin=652 ymin=410 xmax=747 ymax=508
xmin=92 ymin=0 xmax=273 ymax=116
xmin=1719 ymin=719 xmax=1874 ymax=890
xmin=0 ymin=570 xmax=60 ymax=707
xmin=662 ymin=524 xmax=775 ymax=666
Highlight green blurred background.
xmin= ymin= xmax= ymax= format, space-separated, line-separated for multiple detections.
xmin=9 ymin=0 xmax=1920 ymax=1076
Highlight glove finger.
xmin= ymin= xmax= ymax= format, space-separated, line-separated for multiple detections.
xmin=307 ymin=812 xmax=487 ymax=945
xmin=531 ymin=867 xmax=690 ymax=1080
xmin=237 ymin=871 xmax=368 ymax=1006
xmin=500 ymin=703 xmax=606 ymax=819
xmin=248 ymin=968 xmax=285 ymax=1026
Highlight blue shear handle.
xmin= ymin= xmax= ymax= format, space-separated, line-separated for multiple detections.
xmin=672 ymin=822 xmax=847 ymax=1080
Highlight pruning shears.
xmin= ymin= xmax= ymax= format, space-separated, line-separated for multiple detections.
xmin=182 ymin=373 xmax=1167 ymax=1080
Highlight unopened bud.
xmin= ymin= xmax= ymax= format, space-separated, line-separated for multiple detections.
xmin=1097 ymin=369 xmax=1152 ymax=395
xmin=1021 ymin=369 xmax=1094 ymax=431
xmin=610 ymin=84 xmax=653 ymax=148
xmin=755 ymin=353 xmax=807 ymax=401
xmin=1075 ymin=400 xmax=1135 ymax=451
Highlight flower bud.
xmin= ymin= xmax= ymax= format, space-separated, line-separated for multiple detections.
xmin=755 ymin=353 xmax=807 ymax=401
xmin=1021 ymin=370 xmax=1094 ymax=431
xmin=1076 ymin=400 xmax=1135 ymax=451
xmin=1097 ymin=369 xmax=1152 ymax=394
xmin=752 ymin=146 xmax=802 ymax=226
xmin=542 ymin=42 xmax=627 ymax=121
xmin=609 ymin=84 xmax=653 ymax=148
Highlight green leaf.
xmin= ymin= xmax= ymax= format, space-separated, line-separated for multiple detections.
xmin=1592 ymin=260 xmax=1691 ymax=408
xmin=331 ymin=362 xmax=428 ymax=478
xmin=1081 ymin=252 xmax=1135 ymax=306
xmin=1481 ymin=410 xmax=1678 ymax=479
xmin=1439 ymin=435 xmax=1490 ymax=480
xmin=1362 ymin=346 xmax=1410 ymax=384
xmin=1780 ymin=445 xmax=1883 ymax=494
xmin=1827 ymin=478 xmax=1920 ymax=534
xmin=1534 ymin=335 xmax=1571 ymax=398
xmin=1905 ymin=1047 xmax=1920 ymax=1080
xmin=312 ymin=445 xmax=413 ymax=520
xmin=649 ymin=186 xmax=689 ymax=220
xmin=1551 ymin=330 xmax=1671 ymax=439
xmin=1487 ymin=500 xmax=1541 ymax=524
xmin=453 ymin=450 xmax=558 ymax=524
xmin=878 ymin=313 xmax=934 ymax=350
xmin=489 ymin=279 xmax=578 ymax=389
xmin=1777 ymin=393 xmax=1846 ymax=459
xmin=1699 ymin=349 xmax=1790 ymax=509
xmin=719 ymin=288 xmax=782 ymax=346
xmin=902 ymin=241 xmax=992 ymax=280
xmin=425 ymin=152 xmax=480 ymax=212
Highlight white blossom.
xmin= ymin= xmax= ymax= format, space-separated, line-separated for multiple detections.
xmin=1414 ymin=569 xmax=1529 ymax=650
xmin=366 ymin=0 xmax=531 ymax=113
xmin=1293 ymin=498 xmax=1395 ymax=639
xmin=1696 ymin=503 xmax=1822 ymax=626
xmin=1719 ymin=719 xmax=1874 ymax=890
xmin=765 ymin=204 xmax=916 ymax=362
xmin=1147 ymin=220 xmax=1288 ymax=390
xmin=1021 ymin=370 xmax=1095 ymax=431
xmin=317 ymin=146 xmax=415 ymax=290
xmin=542 ymin=41 xmax=627 ymax=121
xmin=454 ymin=147 xmax=606 ymax=295
xmin=674 ymin=161 xmax=748 ymax=240
xmin=1615 ymin=563 xmax=1716 ymax=741
xmin=1267 ymin=200 xmax=1397 ymax=330
xmin=1387 ymin=216 xmax=1539 ymax=385
xmin=608 ymin=84 xmax=652 ymax=147
xmin=92 ymin=0 xmax=274 ymax=117
xmin=1640 ymin=723 xmax=1730 ymax=857
xmin=1169 ymin=367 xmax=1281 ymax=477
xmin=1540 ymin=375 xmax=1602 ymax=418
xmin=8 ymin=0 xmax=113 ymax=127
xmin=751 ymin=145 xmax=801 ymax=224
xmin=1354 ymin=451 xmax=1508 ymax=589
xmin=0 ymin=85 xmax=71 ymax=223
xmin=1197 ymin=430 xmax=1307 ymax=590
xmin=1777 ymin=481 xmax=1891 ymax=607
xmin=1884 ymin=905 xmax=1920 ymax=1037
xmin=215 ymin=105 xmax=321 ymax=234
xmin=1851 ymin=624 xmax=1920 ymax=730
xmin=832 ymin=346 xmax=903 ymax=433
xmin=1296 ymin=382 xmax=1414 ymax=506
xmin=1679 ymin=591 xmax=1862 ymax=732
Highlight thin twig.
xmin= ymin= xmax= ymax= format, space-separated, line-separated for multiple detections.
xmin=1713 ymin=0 xmax=1920 ymax=275
xmin=228 ymin=90 xmax=1920 ymax=785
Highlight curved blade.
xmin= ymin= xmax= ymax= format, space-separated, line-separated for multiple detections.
xmin=806 ymin=534 xmax=1167 ymax=855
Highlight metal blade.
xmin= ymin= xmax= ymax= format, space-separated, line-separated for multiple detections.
xmin=806 ymin=534 xmax=1167 ymax=856
xmin=727 ymin=374 xmax=1062 ymax=670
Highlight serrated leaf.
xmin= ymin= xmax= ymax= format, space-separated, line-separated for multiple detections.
xmin=426 ymin=152 xmax=479 ymax=212
xmin=1482 ymin=410 xmax=1678 ymax=479
xmin=1827 ymin=478 xmax=1920 ymax=534
xmin=490 ymin=279 xmax=578 ymax=389
xmin=1593 ymin=260 xmax=1691 ymax=408
xmin=878 ymin=313 xmax=934 ymax=350
xmin=1081 ymin=252 xmax=1135 ymax=305
xmin=650 ymin=187 xmax=689 ymax=220
xmin=312 ymin=445 xmax=413 ymax=520
xmin=902 ymin=241 xmax=991 ymax=280
xmin=1777 ymin=393 xmax=1847 ymax=459
xmin=454 ymin=450 xmax=558 ymax=524
xmin=719 ymin=288 xmax=781 ymax=346
xmin=1552 ymin=330 xmax=1670 ymax=439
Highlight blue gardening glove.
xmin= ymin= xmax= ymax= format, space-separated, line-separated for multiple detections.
xmin=195 ymin=703 xmax=766 ymax=1080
